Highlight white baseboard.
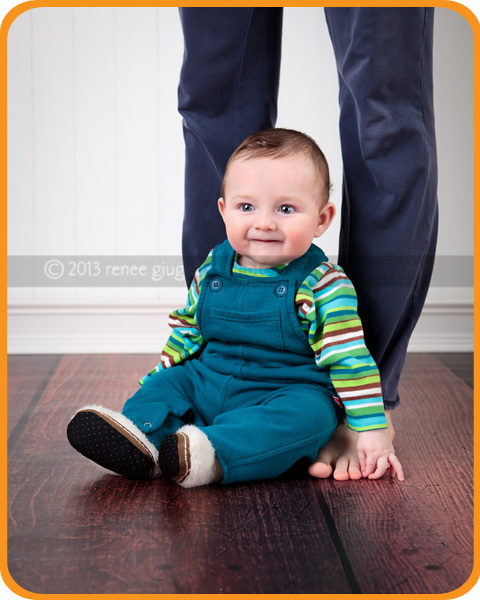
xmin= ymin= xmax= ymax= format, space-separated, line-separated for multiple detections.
xmin=404 ymin=302 xmax=473 ymax=352
xmin=7 ymin=300 xmax=473 ymax=354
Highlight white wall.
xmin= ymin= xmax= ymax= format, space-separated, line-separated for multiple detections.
xmin=7 ymin=7 xmax=473 ymax=353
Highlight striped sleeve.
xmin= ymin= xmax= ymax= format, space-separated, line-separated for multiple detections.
xmin=299 ymin=262 xmax=387 ymax=432
xmin=138 ymin=251 xmax=212 ymax=385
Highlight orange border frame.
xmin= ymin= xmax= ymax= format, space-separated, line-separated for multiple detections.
xmin=1 ymin=1 xmax=478 ymax=599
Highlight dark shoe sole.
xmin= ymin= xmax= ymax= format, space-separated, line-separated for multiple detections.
xmin=67 ymin=410 xmax=155 ymax=479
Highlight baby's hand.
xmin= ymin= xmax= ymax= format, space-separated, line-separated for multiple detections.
xmin=357 ymin=429 xmax=405 ymax=481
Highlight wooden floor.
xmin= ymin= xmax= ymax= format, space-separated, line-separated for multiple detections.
xmin=7 ymin=353 xmax=474 ymax=595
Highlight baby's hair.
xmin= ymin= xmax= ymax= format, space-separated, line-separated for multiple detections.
xmin=221 ymin=128 xmax=332 ymax=203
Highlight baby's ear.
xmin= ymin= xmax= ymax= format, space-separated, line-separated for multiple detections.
xmin=315 ymin=201 xmax=336 ymax=237
xmin=218 ymin=197 xmax=226 ymax=217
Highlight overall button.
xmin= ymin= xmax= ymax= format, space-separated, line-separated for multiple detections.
xmin=275 ymin=283 xmax=287 ymax=297
xmin=144 ymin=422 xmax=152 ymax=428
xmin=210 ymin=278 xmax=223 ymax=292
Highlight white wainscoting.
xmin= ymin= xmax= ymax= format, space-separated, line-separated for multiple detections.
xmin=7 ymin=7 xmax=474 ymax=354
xmin=7 ymin=298 xmax=473 ymax=355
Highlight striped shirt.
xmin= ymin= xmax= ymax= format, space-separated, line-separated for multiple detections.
xmin=141 ymin=250 xmax=387 ymax=432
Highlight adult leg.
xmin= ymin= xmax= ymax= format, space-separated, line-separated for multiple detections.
xmin=324 ymin=7 xmax=437 ymax=407
xmin=311 ymin=8 xmax=438 ymax=479
xmin=178 ymin=8 xmax=283 ymax=285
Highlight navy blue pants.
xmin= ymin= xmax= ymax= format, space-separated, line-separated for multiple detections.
xmin=178 ymin=8 xmax=438 ymax=408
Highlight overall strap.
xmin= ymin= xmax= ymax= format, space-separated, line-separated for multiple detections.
xmin=210 ymin=239 xmax=328 ymax=282
xmin=210 ymin=239 xmax=236 ymax=274
xmin=283 ymin=243 xmax=329 ymax=287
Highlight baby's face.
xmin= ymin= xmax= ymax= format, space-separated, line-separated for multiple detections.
xmin=218 ymin=153 xmax=335 ymax=269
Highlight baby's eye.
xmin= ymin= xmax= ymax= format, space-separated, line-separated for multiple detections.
xmin=240 ymin=203 xmax=254 ymax=212
xmin=279 ymin=205 xmax=295 ymax=215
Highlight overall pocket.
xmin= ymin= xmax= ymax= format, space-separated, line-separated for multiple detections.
xmin=208 ymin=307 xmax=284 ymax=350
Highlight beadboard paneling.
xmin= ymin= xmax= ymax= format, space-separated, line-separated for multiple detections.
xmin=7 ymin=7 xmax=474 ymax=353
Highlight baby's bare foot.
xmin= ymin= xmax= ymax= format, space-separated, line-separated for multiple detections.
xmin=308 ymin=410 xmax=395 ymax=480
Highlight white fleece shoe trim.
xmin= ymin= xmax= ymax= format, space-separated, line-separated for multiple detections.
xmin=74 ymin=404 xmax=160 ymax=476
xmin=175 ymin=424 xmax=217 ymax=488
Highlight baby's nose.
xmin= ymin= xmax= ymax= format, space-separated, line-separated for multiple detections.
xmin=254 ymin=215 xmax=277 ymax=230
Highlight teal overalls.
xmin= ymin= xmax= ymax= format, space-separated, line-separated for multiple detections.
xmin=122 ymin=240 xmax=341 ymax=484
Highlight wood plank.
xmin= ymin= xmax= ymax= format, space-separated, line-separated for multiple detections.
xmin=318 ymin=353 xmax=474 ymax=594
xmin=7 ymin=354 xmax=62 ymax=437
xmin=435 ymin=352 xmax=473 ymax=388
xmin=8 ymin=354 xmax=349 ymax=594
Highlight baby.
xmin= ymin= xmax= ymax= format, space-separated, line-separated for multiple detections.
xmin=67 ymin=128 xmax=404 ymax=486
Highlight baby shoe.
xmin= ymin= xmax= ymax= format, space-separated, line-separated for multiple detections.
xmin=67 ymin=405 xmax=159 ymax=479
xmin=158 ymin=424 xmax=223 ymax=488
